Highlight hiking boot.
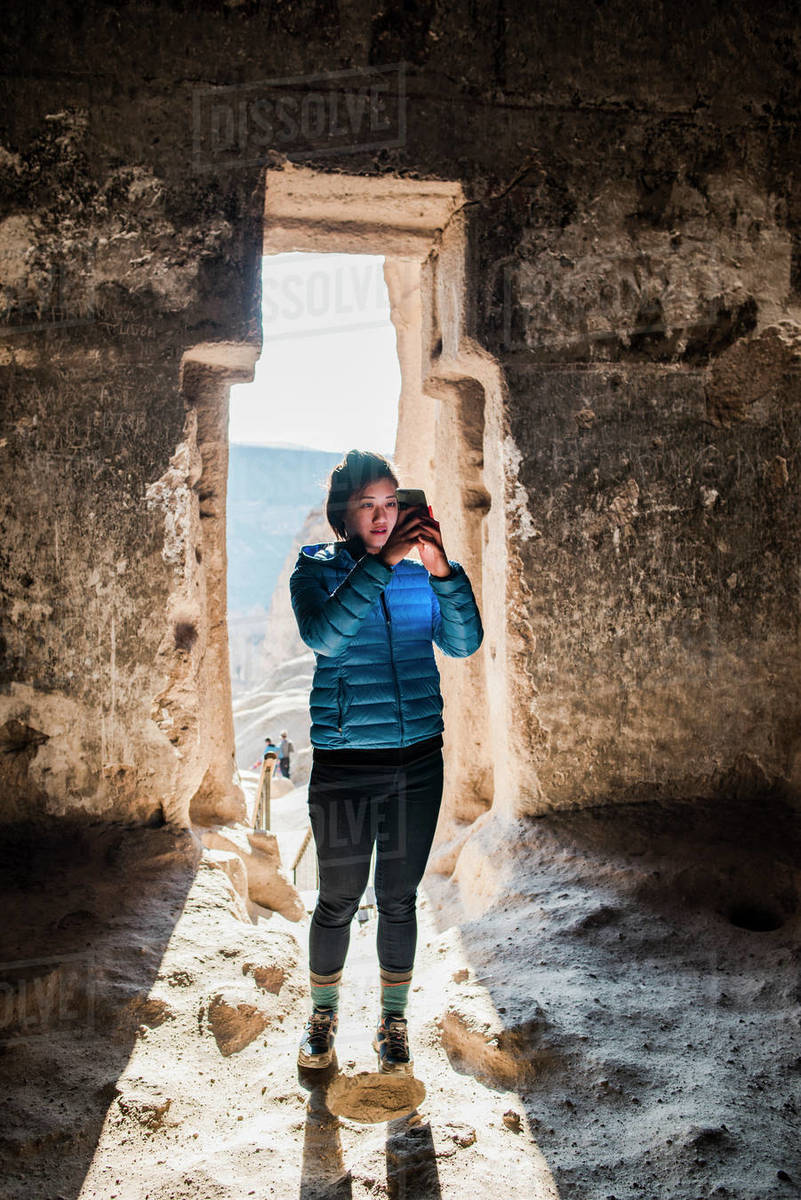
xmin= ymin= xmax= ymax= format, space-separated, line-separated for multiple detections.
xmin=372 ymin=1013 xmax=414 ymax=1075
xmin=297 ymin=1007 xmax=338 ymax=1069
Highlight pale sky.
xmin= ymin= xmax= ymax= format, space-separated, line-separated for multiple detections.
xmin=228 ymin=252 xmax=401 ymax=455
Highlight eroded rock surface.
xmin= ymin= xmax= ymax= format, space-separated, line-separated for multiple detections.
xmin=201 ymin=824 xmax=305 ymax=921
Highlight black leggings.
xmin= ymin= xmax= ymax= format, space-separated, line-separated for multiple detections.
xmin=307 ymin=749 xmax=444 ymax=976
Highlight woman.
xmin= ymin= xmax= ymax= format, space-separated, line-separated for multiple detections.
xmin=289 ymin=449 xmax=483 ymax=1074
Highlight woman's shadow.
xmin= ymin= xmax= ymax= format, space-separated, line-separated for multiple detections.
xmin=298 ymin=1058 xmax=442 ymax=1199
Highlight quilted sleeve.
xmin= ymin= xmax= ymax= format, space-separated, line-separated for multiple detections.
xmin=290 ymin=552 xmax=393 ymax=657
xmin=429 ymin=561 xmax=484 ymax=657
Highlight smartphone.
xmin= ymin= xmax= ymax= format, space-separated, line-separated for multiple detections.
xmin=395 ymin=487 xmax=428 ymax=511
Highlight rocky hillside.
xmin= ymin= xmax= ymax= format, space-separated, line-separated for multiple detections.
xmin=227 ymin=445 xmax=339 ymax=696
xmin=232 ymin=506 xmax=332 ymax=776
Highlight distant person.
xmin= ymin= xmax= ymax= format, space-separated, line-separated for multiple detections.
xmin=278 ymin=730 xmax=294 ymax=779
xmin=290 ymin=449 xmax=483 ymax=1076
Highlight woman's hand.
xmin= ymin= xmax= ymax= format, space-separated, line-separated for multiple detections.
xmin=376 ymin=508 xmax=432 ymax=568
xmin=377 ymin=508 xmax=451 ymax=576
xmin=414 ymin=514 xmax=452 ymax=578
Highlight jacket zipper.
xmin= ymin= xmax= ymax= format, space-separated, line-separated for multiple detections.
xmin=381 ymin=591 xmax=404 ymax=744
xmin=337 ymin=561 xmax=348 ymax=734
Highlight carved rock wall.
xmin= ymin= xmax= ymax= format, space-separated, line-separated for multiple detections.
xmin=2 ymin=2 xmax=801 ymax=821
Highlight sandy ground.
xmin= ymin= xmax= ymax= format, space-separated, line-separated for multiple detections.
xmin=1 ymin=784 xmax=799 ymax=1199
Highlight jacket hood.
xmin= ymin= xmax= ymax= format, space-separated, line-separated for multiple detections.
xmin=297 ymin=539 xmax=423 ymax=571
xmin=298 ymin=540 xmax=356 ymax=565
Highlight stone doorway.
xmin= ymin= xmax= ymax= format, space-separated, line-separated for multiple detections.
xmin=162 ymin=165 xmax=515 ymax=832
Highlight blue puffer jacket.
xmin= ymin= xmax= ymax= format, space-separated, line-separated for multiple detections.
xmin=289 ymin=540 xmax=483 ymax=749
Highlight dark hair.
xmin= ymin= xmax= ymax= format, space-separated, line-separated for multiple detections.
xmin=325 ymin=449 xmax=400 ymax=539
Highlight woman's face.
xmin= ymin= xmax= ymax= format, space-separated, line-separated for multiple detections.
xmin=343 ymin=476 xmax=399 ymax=554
